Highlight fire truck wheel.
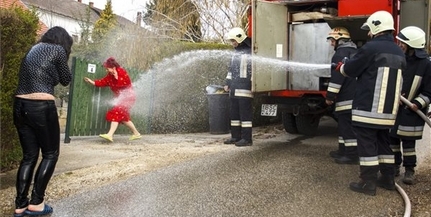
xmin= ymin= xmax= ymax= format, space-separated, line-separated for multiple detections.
xmin=295 ymin=114 xmax=320 ymax=136
xmin=282 ymin=112 xmax=298 ymax=134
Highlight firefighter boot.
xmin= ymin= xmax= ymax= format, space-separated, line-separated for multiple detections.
xmin=334 ymin=156 xmax=359 ymax=165
xmin=224 ymin=138 xmax=240 ymax=145
xmin=235 ymin=139 xmax=252 ymax=147
xmin=402 ymin=167 xmax=415 ymax=185
xmin=349 ymin=179 xmax=376 ymax=196
xmin=376 ymin=175 xmax=395 ymax=190
xmin=329 ymin=143 xmax=344 ymax=159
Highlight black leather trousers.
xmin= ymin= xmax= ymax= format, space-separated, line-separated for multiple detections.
xmin=13 ymin=98 xmax=60 ymax=208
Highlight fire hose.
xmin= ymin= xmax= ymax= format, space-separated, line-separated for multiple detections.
xmin=394 ymin=96 xmax=431 ymax=217
xmin=399 ymin=96 xmax=431 ymax=127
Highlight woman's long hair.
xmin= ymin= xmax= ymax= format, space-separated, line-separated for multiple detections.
xmin=103 ymin=57 xmax=121 ymax=68
xmin=39 ymin=26 xmax=73 ymax=58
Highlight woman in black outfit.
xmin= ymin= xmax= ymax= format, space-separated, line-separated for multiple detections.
xmin=13 ymin=26 xmax=73 ymax=217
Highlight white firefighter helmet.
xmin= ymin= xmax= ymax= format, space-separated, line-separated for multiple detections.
xmin=396 ymin=26 xmax=426 ymax=49
xmin=227 ymin=27 xmax=247 ymax=43
xmin=361 ymin=10 xmax=395 ymax=35
xmin=327 ymin=27 xmax=351 ymax=40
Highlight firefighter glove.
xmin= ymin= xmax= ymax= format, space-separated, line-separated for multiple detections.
xmin=334 ymin=57 xmax=349 ymax=72
xmin=334 ymin=62 xmax=343 ymax=72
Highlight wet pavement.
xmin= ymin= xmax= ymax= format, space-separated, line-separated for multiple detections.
xmin=43 ymin=118 xmax=431 ymax=217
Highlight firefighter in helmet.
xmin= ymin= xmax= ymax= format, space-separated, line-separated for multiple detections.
xmin=326 ymin=27 xmax=358 ymax=164
xmin=327 ymin=27 xmax=351 ymax=49
xmin=390 ymin=26 xmax=431 ymax=185
xmin=223 ymin=27 xmax=253 ymax=146
xmin=335 ymin=10 xmax=406 ymax=196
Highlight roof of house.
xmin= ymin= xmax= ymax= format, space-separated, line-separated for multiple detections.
xmin=1 ymin=0 xmax=49 ymax=35
xmin=0 ymin=0 xmax=25 ymax=9
xmin=20 ymin=0 xmax=137 ymax=28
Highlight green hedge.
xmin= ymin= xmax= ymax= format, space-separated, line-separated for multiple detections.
xmin=0 ymin=7 xmax=39 ymax=172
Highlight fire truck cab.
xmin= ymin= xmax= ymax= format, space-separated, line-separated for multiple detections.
xmin=252 ymin=0 xmax=430 ymax=135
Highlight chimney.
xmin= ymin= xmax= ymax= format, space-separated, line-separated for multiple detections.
xmin=136 ymin=12 xmax=142 ymax=26
xmin=89 ymin=2 xmax=94 ymax=7
xmin=77 ymin=0 xmax=82 ymax=3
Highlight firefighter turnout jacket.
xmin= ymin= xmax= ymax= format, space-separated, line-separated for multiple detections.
xmin=327 ymin=41 xmax=357 ymax=114
xmin=391 ymin=49 xmax=431 ymax=139
xmin=225 ymin=37 xmax=253 ymax=98
xmin=340 ymin=34 xmax=406 ymax=129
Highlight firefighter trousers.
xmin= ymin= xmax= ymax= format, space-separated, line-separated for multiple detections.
xmin=229 ymin=97 xmax=253 ymax=142
xmin=353 ymin=126 xmax=395 ymax=181
xmin=390 ymin=137 xmax=417 ymax=168
xmin=337 ymin=112 xmax=357 ymax=157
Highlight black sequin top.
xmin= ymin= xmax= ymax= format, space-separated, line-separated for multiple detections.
xmin=15 ymin=43 xmax=72 ymax=95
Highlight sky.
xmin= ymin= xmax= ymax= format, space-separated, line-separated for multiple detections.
xmin=81 ymin=0 xmax=149 ymax=23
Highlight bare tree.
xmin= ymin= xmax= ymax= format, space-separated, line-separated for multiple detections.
xmin=190 ymin=0 xmax=250 ymax=43
xmin=143 ymin=0 xmax=250 ymax=43
xmin=143 ymin=0 xmax=202 ymax=42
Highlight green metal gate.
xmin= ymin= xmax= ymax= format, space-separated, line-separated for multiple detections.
xmin=64 ymin=57 xmax=152 ymax=143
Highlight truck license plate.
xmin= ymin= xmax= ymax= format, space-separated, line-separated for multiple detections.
xmin=261 ymin=104 xmax=277 ymax=116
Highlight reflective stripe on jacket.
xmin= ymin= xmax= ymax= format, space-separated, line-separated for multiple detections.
xmin=342 ymin=34 xmax=406 ymax=129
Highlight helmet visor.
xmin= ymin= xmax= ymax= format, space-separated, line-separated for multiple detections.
xmin=361 ymin=23 xmax=370 ymax=31
xmin=396 ymin=32 xmax=409 ymax=41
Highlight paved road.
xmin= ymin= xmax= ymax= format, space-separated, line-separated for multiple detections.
xmin=45 ymin=118 xmax=431 ymax=217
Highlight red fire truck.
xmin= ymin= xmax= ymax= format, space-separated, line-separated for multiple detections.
xmin=251 ymin=0 xmax=430 ymax=135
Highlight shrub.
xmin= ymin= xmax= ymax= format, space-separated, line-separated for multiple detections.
xmin=0 ymin=7 xmax=39 ymax=172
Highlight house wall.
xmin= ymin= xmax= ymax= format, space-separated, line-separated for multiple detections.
xmin=37 ymin=10 xmax=91 ymax=42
